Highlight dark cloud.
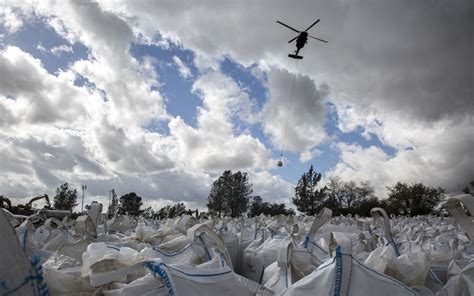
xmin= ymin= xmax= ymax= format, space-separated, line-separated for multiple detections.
xmin=1 ymin=0 xmax=471 ymax=206
xmin=318 ymin=0 xmax=474 ymax=122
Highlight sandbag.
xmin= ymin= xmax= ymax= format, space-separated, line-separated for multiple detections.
xmin=0 ymin=210 xmax=49 ymax=296
xmin=282 ymin=236 xmax=417 ymax=296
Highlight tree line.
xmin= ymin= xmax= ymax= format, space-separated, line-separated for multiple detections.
xmin=51 ymin=184 xmax=145 ymax=217
xmin=292 ymin=165 xmax=449 ymax=217
xmin=4 ymin=169 xmax=468 ymax=219
xmin=206 ymin=166 xmax=455 ymax=218
xmin=206 ymin=170 xmax=294 ymax=217
xmin=45 ymin=183 xmax=197 ymax=219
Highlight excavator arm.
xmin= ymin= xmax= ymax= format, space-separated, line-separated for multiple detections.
xmin=0 ymin=195 xmax=12 ymax=210
xmin=24 ymin=194 xmax=51 ymax=209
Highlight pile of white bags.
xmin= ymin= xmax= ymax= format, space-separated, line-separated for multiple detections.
xmin=1 ymin=193 xmax=473 ymax=295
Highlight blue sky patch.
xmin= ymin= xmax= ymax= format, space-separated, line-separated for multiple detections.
xmin=130 ymin=42 xmax=201 ymax=128
xmin=220 ymin=57 xmax=268 ymax=109
xmin=325 ymin=101 xmax=397 ymax=157
xmin=0 ymin=16 xmax=88 ymax=75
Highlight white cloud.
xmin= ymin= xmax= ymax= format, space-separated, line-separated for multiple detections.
xmin=0 ymin=3 xmax=292 ymax=207
xmin=36 ymin=43 xmax=47 ymax=52
xmin=51 ymin=44 xmax=73 ymax=55
xmin=299 ymin=148 xmax=322 ymax=163
xmin=0 ymin=7 xmax=24 ymax=33
xmin=169 ymin=71 xmax=273 ymax=173
xmin=0 ymin=46 xmax=98 ymax=126
xmin=94 ymin=0 xmax=472 ymax=123
xmin=262 ymin=68 xmax=329 ymax=152
xmin=326 ymin=117 xmax=474 ymax=198
xmin=1 ymin=0 xmax=471 ymax=209
xmin=36 ymin=43 xmax=73 ymax=56
xmin=172 ymin=55 xmax=192 ymax=78
xmin=249 ymin=170 xmax=295 ymax=207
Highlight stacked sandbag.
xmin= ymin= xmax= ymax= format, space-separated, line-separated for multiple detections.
xmin=2 ymin=194 xmax=474 ymax=295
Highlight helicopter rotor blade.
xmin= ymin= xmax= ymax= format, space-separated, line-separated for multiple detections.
xmin=276 ymin=21 xmax=300 ymax=33
xmin=304 ymin=19 xmax=320 ymax=32
xmin=288 ymin=36 xmax=298 ymax=43
xmin=309 ymin=35 xmax=328 ymax=43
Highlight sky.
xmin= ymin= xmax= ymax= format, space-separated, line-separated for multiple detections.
xmin=0 ymin=0 xmax=472 ymax=211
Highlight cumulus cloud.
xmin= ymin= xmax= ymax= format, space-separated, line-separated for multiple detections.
xmin=51 ymin=44 xmax=73 ymax=55
xmin=0 ymin=1 xmax=293 ymax=208
xmin=249 ymin=171 xmax=294 ymax=205
xmin=299 ymin=148 xmax=322 ymax=163
xmin=172 ymin=55 xmax=192 ymax=78
xmin=169 ymin=71 xmax=273 ymax=173
xmin=0 ymin=46 xmax=95 ymax=126
xmin=1 ymin=0 xmax=471 ymax=209
xmin=95 ymin=0 xmax=472 ymax=123
xmin=0 ymin=7 xmax=24 ymax=33
xmin=326 ymin=117 xmax=474 ymax=197
xmin=262 ymin=68 xmax=329 ymax=152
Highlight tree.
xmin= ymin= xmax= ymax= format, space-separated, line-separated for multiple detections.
xmin=249 ymin=196 xmax=295 ymax=217
xmin=142 ymin=206 xmax=155 ymax=219
xmin=53 ymin=183 xmax=78 ymax=211
xmin=325 ymin=177 xmax=376 ymax=215
xmin=462 ymin=181 xmax=474 ymax=196
xmin=108 ymin=189 xmax=119 ymax=218
xmin=118 ymin=192 xmax=143 ymax=216
xmin=227 ymin=171 xmax=252 ymax=217
xmin=207 ymin=171 xmax=230 ymax=218
xmin=386 ymin=182 xmax=445 ymax=216
xmin=268 ymin=203 xmax=295 ymax=216
xmin=355 ymin=196 xmax=385 ymax=217
xmin=249 ymin=196 xmax=264 ymax=217
xmin=170 ymin=203 xmax=187 ymax=218
xmin=207 ymin=170 xmax=252 ymax=218
xmin=155 ymin=203 xmax=188 ymax=219
xmin=293 ymin=165 xmax=326 ymax=216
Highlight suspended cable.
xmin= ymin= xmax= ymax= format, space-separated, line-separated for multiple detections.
xmin=278 ymin=59 xmax=300 ymax=167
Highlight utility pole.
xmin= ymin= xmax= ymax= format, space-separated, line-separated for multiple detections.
xmin=81 ymin=184 xmax=87 ymax=214
xmin=108 ymin=190 xmax=112 ymax=218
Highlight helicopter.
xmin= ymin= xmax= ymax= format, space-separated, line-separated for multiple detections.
xmin=276 ymin=19 xmax=328 ymax=59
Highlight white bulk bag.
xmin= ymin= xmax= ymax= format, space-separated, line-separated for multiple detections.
xmin=43 ymin=266 xmax=97 ymax=295
xmin=81 ymin=242 xmax=144 ymax=286
xmin=143 ymin=255 xmax=253 ymax=296
xmin=220 ymin=228 xmax=240 ymax=272
xmin=0 ymin=208 xmax=20 ymax=227
xmin=241 ymin=230 xmax=266 ymax=282
xmin=0 ymin=210 xmax=49 ymax=296
xmin=282 ymin=234 xmax=417 ymax=296
xmin=436 ymin=260 xmax=474 ymax=296
xmin=75 ymin=215 xmax=97 ymax=238
xmin=98 ymin=255 xmax=254 ymax=296
xmin=108 ymin=215 xmax=138 ymax=233
xmin=88 ymin=202 xmax=103 ymax=227
xmin=447 ymin=194 xmax=474 ymax=240
xmin=300 ymin=208 xmax=332 ymax=264
xmin=262 ymin=238 xmax=307 ymax=294
xmin=141 ymin=223 xmax=232 ymax=270
xmin=174 ymin=215 xmax=198 ymax=235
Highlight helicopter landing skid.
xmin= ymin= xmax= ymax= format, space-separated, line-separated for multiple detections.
xmin=288 ymin=54 xmax=303 ymax=59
